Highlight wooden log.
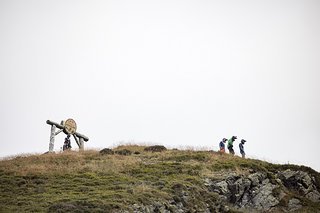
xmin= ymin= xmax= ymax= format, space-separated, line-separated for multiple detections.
xmin=46 ymin=120 xmax=64 ymax=129
xmin=46 ymin=120 xmax=89 ymax=141
xmin=79 ymin=138 xmax=84 ymax=151
xmin=72 ymin=134 xmax=80 ymax=148
xmin=74 ymin=132 xmax=89 ymax=142
xmin=49 ymin=125 xmax=56 ymax=152
xmin=55 ymin=129 xmax=63 ymax=136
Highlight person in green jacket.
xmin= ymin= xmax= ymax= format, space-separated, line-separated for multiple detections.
xmin=227 ymin=136 xmax=237 ymax=155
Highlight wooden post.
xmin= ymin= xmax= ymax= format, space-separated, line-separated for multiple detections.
xmin=79 ymin=137 xmax=84 ymax=151
xmin=72 ymin=134 xmax=80 ymax=148
xmin=55 ymin=129 xmax=63 ymax=136
xmin=49 ymin=125 xmax=56 ymax=152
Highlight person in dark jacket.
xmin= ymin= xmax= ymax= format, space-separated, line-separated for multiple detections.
xmin=63 ymin=135 xmax=71 ymax=151
xmin=227 ymin=136 xmax=237 ymax=155
xmin=239 ymin=139 xmax=246 ymax=158
xmin=219 ymin=138 xmax=227 ymax=153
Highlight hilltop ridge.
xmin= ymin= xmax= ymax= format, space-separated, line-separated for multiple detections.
xmin=1 ymin=145 xmax=320 ymax=212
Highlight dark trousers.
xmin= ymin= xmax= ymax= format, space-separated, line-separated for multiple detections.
xmin=228 ymin=146 xmax=234 ymax=155
xmin=241 ymin=152 xmax=245 ymax=158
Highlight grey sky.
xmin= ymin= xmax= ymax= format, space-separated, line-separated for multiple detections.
xmin=1 ymin=0 xmax=320 ymax=171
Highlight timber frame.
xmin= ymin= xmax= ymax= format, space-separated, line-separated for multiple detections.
xmin=46 ymin=120 xmax=89 ymax=152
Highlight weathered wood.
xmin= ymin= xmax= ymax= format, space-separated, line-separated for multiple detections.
xmin=65 ymin=119 xmax=77 ymax=134
xmin=72 ymin=134 xmax=80 ymax=148
xmin=46 ymin=120 xmax=64 ymax=129
xmin=55 ymin=129 xmax=63 ymax=136
xmin=49 ymin=125 xmax=56 ymax=152
xmin=74 ymin=132 xmax=89 ymax=142
xmin=79 ymin=137 xmax=84 ymax=151
xmin=46 ymin=120 xmax=89 ymax=141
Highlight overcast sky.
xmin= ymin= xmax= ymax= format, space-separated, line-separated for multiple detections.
xmin=1 ymin=0 xmax=319 ymax=171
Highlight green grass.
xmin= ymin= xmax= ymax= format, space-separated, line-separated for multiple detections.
xmin=0 ymin=146 xmax=320 ymax=212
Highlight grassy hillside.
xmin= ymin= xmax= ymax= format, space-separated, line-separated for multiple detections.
xmin=1 ymin=145 xmax=320 ymax=212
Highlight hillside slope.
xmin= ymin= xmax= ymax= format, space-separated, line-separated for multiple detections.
xmin=1 ymin=146 xmax=320 ymax=212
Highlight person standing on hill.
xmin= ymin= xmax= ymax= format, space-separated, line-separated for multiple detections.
xmin=239 ymin=139 xmax=246 ymax=158
xmin=227 ymin=136 xmax=237 ymax=155
xmin=219 ymin=138 xmax=227 ymax=153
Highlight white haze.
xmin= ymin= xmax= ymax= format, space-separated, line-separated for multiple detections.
xmin=0 ymin=0 xmax=319 ymax=171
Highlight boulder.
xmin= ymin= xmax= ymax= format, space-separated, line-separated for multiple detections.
xmin=288 ymin=198 xmax=302 ymax=212
xmin=99 ymin=148 xmax=114 ymax=155
xmin=144 ymin=145 xmax=167 ymax=152
xmin=306 ymin=190 xmax=320 ymax=202
xmin=115 ymin=149 xmax=132 ymax=156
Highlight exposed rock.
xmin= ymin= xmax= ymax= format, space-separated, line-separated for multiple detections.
xmin=99 ymin=148 xmax=114 ymax=155
xmin=288 ymin=198 xmax=302 ymax=212
xmin=213 ymin=180 xmax=229 ymax=195
xmin=115 ymin=149 xmax=132 ymax=155
xmin=206 ymin=172 xmax=280 ymax=211
xmin=80 ymin=168 xmax=320 ymax=212
xmin=144 ymin=145 xmax=167 ymax=152
xmin=169 ymin=183 xmax=227 ymax=212
xmin=247 ymin=180 xmax=279 ymax=210
xmin=205 ymin=178 xmax=229 ymax=201
xmin=232 ymin=176 xmax=251 ymax=204
xmin=306 ymin=190 xmax=320 ymax=202
xmin=248 ymin=172 xmax=266 ymax=187
xmin=277 ymin=169 xmax=320 ymax=202
xmin=277 ymin=170 xmax=312 ymax=191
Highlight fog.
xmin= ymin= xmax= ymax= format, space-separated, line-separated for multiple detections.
xmin=1 ymin=0 xmax=319 ymax=171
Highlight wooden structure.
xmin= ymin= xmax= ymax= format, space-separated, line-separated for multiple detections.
xmin=46 ymin=119 xmax=89 ymax=152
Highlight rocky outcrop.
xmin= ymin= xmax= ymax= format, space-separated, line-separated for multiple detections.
xmin=203 ymin=169 xmax=320 ymax=212
xmin=288 ymin=198 xmax=302 ymax=212
xmin=205 ymin=172 xmax=280 ymax=211
xmin=277 ymin=169 xmax=320 ymax=202
xmin=130 ymin=183 xmax=227 ymax=213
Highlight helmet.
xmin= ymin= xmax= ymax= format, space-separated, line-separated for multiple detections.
xmin=232 ymin=136 xmax=237 ymax=140
xmin=241 ymin=139 xmax=246 ymax=143
xmin=223 ymin=138 xmax=227 ymax=142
